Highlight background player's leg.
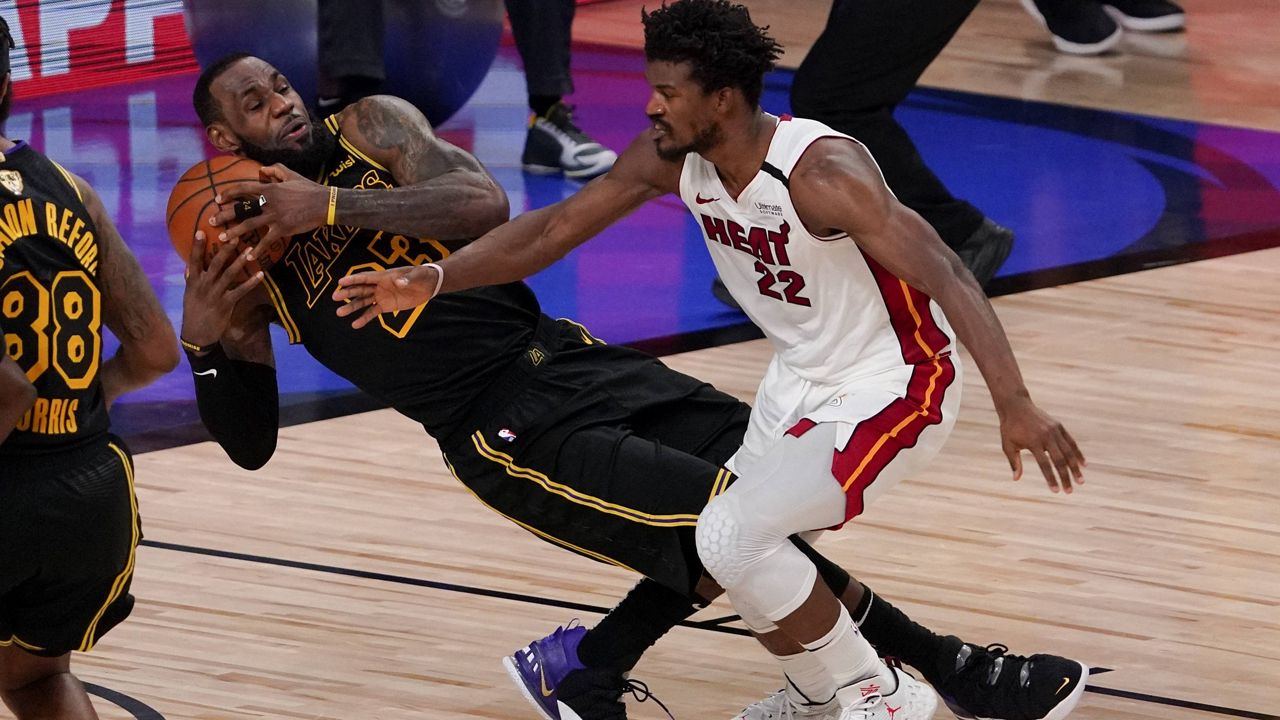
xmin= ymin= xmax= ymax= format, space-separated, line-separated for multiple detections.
xmin=490 ymin=422 xmax=725 ymax=719
xmin=504 ymin=0 xmax=615 ymax=178
xmin=503 ymin=0 xmax=575 ymax=106
xmin=789 ymin=0 xmax=1009 ymax=284
xmin=0 ymin=647 xmax=99 ymax=720
xmin=316 ymin=0 xmax=386 ymax=110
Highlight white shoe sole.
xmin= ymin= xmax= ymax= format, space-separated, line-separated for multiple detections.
xmin=1102 ymin=5 xmax=1185 ymax=31
xmin=1019 ymin=0 xmax=1124 ymax=55
xmin=502 ymin=655 xmax=586 ymax=720
xmin=521 ymin=162 xmax=612 ymax=180
xmin=1038 ymin=662 xmax=1090 ymax=720
xmin=522 ymin=163 xmax=564 ymax=176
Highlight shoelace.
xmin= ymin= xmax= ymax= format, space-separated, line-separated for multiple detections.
xmin=955 ymin=643 xmax=1038 ymax=691
xmin=975 ymin=644 xmax=1010 ymax=686
xmin=623 ymin=678 xmax=676 ymax=719
xmin=839 ymin=692 xmax=884 ymax=720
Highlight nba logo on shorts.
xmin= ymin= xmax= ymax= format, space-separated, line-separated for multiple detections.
xmin=498 ymin=428 xmax=518 ymax=442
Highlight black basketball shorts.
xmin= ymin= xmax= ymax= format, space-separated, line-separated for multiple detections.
xmin=441 ymin=320 xmax=749 ymax=595
xmin=0 ymin=437 xmax=140 ymax=657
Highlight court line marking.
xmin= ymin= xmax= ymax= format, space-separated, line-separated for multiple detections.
xmin=140 ymin=539 xmax=1276 ymax=720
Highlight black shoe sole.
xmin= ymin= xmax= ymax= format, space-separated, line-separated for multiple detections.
xmin=710 ymin=278 xmax=741 ymax=310
xmin=956 ymin=223 xmax=1015 ymax=288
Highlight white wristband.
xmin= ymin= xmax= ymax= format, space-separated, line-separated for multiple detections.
xmin=424 ymin=262 xmax=445 ymax=300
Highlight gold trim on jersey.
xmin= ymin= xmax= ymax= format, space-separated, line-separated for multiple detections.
xmin=470 ymin=431 xmax=701 ymax=527
xmin=338 ymin=135 xmax=388 ymax=173
xmin=49 ymin=160 xmax=83 ymax=202
xmin=442 ymin=455 xmax=640 ymax=574
xmin=261 ymin=273 xmax=301 ymax=344
xmin=323 ymin=111 xmax=389 ymax=172
xmin=80 ymin=442 xmax=138 ymax=652
xmin=557 ymin=317 xmax=603 ymax=345
xmin=0 ymin=634 xmax=46 ymax=652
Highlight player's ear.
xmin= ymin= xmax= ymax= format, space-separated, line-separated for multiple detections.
xmin=713 ymin=86 xmax=734 ymax=115
xmin=206 ymin=123 xmax=239 ymax=153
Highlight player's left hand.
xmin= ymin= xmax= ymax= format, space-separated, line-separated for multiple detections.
xmin=332 ymin=264 xmax=440 ymax=329
xmin=997 ymin=397 xmax=1086 ymax=494
xmin=209 ymin=163 xmax=326 ymax=247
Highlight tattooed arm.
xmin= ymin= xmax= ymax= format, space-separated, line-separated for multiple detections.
xmin=77 ymin=174 xmax=180 ymax=407
xmin=213 ymin=95 xmax=510 ymax=247
xmin=335 ymin=95 xmax=510 ymax=239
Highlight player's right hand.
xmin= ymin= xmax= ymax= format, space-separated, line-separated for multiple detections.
xmin=180 ymin=231 xmax=264 ymax=348
xmin=210 ymin=164 xmax=326 ymax=248
xmin=998 ymin=397 xmax=1086 ymax=495
xmin=332 ymin=264 xmax=439 ymax=329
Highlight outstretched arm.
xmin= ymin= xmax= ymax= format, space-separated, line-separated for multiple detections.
xmin=791 ymin=138 xmax=1085 ymax=493
xmin=212 ymin=95 xmax=510 ymax=246
xmin=332 ymin=132 xmax=681 ymax=327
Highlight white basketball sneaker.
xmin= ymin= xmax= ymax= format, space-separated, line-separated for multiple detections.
xmin=836 ymin=666 xmax=938 ymax=720
xmin=733 ymin=689 xmax=841 ymax=719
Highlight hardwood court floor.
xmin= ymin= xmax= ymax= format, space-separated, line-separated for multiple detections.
xmin=12 ymin=0 xmax=1278 ymax=716
xmin=59 ymin=248 xmax=1280 ymax=719
xmin=575 ymin=0 xmax=1280 ymax=131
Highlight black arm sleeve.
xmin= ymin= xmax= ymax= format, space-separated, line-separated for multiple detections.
xmin=188 ymin=344 xmax=280 ymax=470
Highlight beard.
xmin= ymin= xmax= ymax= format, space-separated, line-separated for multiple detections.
xmin=239 ymin=123 xmax=337 ymax=178
xmin=655 ymin=122 xmax=722 ymax=162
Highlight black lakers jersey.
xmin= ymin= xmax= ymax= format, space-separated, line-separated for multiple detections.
xmin=0 ymin=142 xmax=110 ymax=457
xmin=260 ymin=116 xmax=542 ymax=436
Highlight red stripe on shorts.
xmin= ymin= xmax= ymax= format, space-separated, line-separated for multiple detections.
xmin=831 ymin=355 xmax=957 ymax=522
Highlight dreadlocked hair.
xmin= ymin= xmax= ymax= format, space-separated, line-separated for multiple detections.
xmin=642 ymin=0 xmax=782 ymax=108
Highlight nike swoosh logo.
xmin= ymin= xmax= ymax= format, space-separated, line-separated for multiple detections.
xmin=1056 ymin=676 xmax=1071 ymax=694
xmin=695 ymin=194 xmax=719 ymax=204
xmin=539 ymin=669 xmax=553 ymax=697
xmin=194 ymin=369 xmax=218 ymax=378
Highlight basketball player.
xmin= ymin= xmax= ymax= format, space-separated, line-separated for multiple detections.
xmin=0 ymin=15 xmax=180 ymax=719
xmin=197 ymin=53 xmax=1086 ymax=720
xmin=332 ymin=2 xmax=1088 ymax=720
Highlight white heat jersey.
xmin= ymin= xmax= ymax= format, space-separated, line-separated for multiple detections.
xmin=678 ymin=115 xmax=954 ymax=388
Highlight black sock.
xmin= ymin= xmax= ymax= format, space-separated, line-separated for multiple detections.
xmin=577 ymin=578 xmax=701 ymax=673
xmin=529 ymin=94 xmax=561 ymax=117
xmin=850 ymin=583 xmax=948 ymax=675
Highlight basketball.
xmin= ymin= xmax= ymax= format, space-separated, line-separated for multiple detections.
xmin=165 ymin=156 xmax=288 ymax=276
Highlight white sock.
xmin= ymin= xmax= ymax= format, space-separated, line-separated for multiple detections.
xmin=777 ymin=650 xmax=838 ymax=708
xmin=800 ymin=604 xmax=881 ymax=693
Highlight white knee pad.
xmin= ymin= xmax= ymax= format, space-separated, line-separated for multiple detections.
xmin=697 ymin=494 xmax=820 ymax=621
xmin=696 ymin=493 xmax=752 ymax=589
